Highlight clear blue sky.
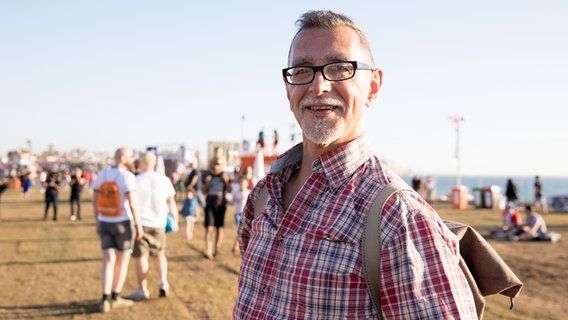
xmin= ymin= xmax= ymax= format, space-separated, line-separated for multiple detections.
xmin=1 ymin=1 xmax=566 ymax=176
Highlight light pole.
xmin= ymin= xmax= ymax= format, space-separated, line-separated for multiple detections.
xmin=241 ymin=114 xmax=245 ymax=155
xmin=449 ymin=115 xmax=464 ymax=186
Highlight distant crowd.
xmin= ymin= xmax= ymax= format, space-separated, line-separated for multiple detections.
xmin=0 ymin=145 xmax=253 ymax=313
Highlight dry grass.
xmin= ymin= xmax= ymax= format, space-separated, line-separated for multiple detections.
xmin=0 ymin=189 xmax=567 ymax=319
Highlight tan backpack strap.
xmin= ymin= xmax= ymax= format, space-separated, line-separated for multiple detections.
xmin=253 ymin=185 xmax=269 ymax=219
xmin=363 ymin=180 xmax=412 ymax=319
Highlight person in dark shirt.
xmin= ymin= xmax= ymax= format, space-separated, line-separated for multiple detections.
xmin=44 ymin=172 xmax=60 ymax=221
xmin=0 ymin=177 xmax=8 ymax=221
xmin=505 ymin=178 xmax=519 ymax=208
xmin=70 ymin=167 xmax=85 ymax=220
xmin=202 ymin=159 xmax=231 ymax=259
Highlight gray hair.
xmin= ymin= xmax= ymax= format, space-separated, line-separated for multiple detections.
xmin=289 ymin=10 xmax=374 ymax=65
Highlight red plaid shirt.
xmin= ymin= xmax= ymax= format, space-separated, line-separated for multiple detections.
xmin=234 ymin=134 xmax=477 ymax=319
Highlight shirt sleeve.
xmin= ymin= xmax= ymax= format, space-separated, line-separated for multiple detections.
xmin=124 ymin=171 xmax=136 ymax=193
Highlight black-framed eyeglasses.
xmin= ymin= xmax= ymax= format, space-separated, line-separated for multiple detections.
xmin=282 ymin=61 xmax=375 ymax=85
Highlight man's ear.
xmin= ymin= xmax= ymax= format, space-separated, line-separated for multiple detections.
xmin=366 ymin=69 xmax=383 ymax=107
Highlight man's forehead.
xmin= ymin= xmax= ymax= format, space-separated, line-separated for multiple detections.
xmin=289 ymin=27 xmax=361 ymax=65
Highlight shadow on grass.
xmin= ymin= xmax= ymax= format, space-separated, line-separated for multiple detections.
xmin=218 ymin=262 xmax=239 ymax=276
xmin=168 ymin=242 xmax=210 ymax=264
xmin=0 ymin=300 xmax=101 ymax=318
xmin=0 ymin=257 xmax=99 ymax=267
xmin=167 ymin=242 xmax=240 ymax=275
xmin=0 ymin=236 xmax=95 ymax=244
xmin=0 ymin=217 xmax=97 ymax=225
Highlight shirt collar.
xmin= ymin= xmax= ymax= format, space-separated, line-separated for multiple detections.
xmin=269 ymin=133 xmax=374 ymax=190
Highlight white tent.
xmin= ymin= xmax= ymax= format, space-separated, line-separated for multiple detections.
xmin=252 ymin=148 xmax=266 ymax=182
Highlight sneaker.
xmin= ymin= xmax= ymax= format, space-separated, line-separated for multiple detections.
xmin=159 ymin=283 xmax=169 ymax=297
xmin=111 ymin=296 xmax=134 ymax=309
xmin=99 ymin=300 xmax=111 ymax=313
xmin=129 ymin=289 xmax=150 ymax=301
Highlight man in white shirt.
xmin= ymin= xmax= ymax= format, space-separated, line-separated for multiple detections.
xmin=129 ymin=151 xmax=179 ymax=301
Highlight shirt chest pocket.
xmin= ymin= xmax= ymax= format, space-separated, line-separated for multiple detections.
xmin=284 ymin=231 xmax=364 ymax=316
xmin=304 ymin=229 xmax=360 ymax=276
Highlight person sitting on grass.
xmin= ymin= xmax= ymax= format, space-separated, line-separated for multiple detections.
xmin=491 ymin=202 xmax=522 ymax=240
xmin=230 ymin=177 xmax=250 ymax=254
xmin=514 ymin=205 xmax=548 ymax=241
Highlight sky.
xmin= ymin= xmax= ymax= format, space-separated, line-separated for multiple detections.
xmin=1 ymin=1 xmax=567 ymax=177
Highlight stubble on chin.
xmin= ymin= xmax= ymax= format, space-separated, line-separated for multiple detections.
xmin=301 ymin=117 xmax=345 ymax=146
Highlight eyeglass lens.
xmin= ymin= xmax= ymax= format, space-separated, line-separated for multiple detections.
xmin=285 ymin=62 xmax=356 ymax=84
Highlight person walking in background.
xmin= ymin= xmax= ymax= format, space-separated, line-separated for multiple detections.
xmin=241 ymin=165 xmax=256 ymax=190
xmin=187 ymin=161 xmax=205 ymax=205
xmin=69 ymin=167 xmax=85 ymax=220
xmin=424 ymin=175 xmax=436 ymax=203
xmin=43 ymin=171 xmax=60 ymax=221
xmin=272 ymin=129 xmax=279 ymax=155
xmin=129 ymin=151 xmax=178 ymax=301
xmin=411 ymin=174 xmax=424 ymax=196
xmin=11 ymin=174 xmax=21 ymax=193
xmin=505 ymin=178 xmax=519 ymax=207
xmin=21 ymin=172 xmax=33 ymax=198
xmin=234 ymin=10 xmax=476 ymax=319
xmin=180 ymin=187 xmax=197 ymax=240
xmin=181 ymin=162 xmax=202 ymax=240
xmin=202 ymin=158 xmax=231 ymax=259
xmin=93 ymin=147 xmax=143 ymax=313
xmin=207 ymin=146 xmax=225 ymax=175
xmin=230 ymin=177 xmax=250 ymax=254
xmin=256 ymin=127 xmax=265 ymax=151
xmin=0 ymin=177 xmax=8 ymax=221
xmin=534 ymin=175 xmax=548 ymax=213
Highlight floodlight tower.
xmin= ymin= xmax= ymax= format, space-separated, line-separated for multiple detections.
xmin=449 ymin=115 xmax=465 ymax=186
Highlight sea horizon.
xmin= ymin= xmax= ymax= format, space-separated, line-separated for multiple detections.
xmin=401 ymin=174 xmax=568 ymax=202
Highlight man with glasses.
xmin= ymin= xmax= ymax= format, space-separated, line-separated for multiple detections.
xmin=234 ymin=10 xmax=477 ymax=319
xmin=93 ymin=147 xmax=144 ymax=312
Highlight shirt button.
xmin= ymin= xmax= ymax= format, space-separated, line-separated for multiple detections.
xmin=277 ymin=235 xmax=285 ymax=242
xmin=262 ymin=285 xmax=270 ymax=294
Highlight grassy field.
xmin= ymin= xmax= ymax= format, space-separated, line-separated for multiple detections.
xmin=0 ymin=188 xmax=567 ymax=319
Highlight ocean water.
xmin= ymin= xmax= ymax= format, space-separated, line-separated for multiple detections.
xmin=401 ymin=175 xmax=568 ymax=201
